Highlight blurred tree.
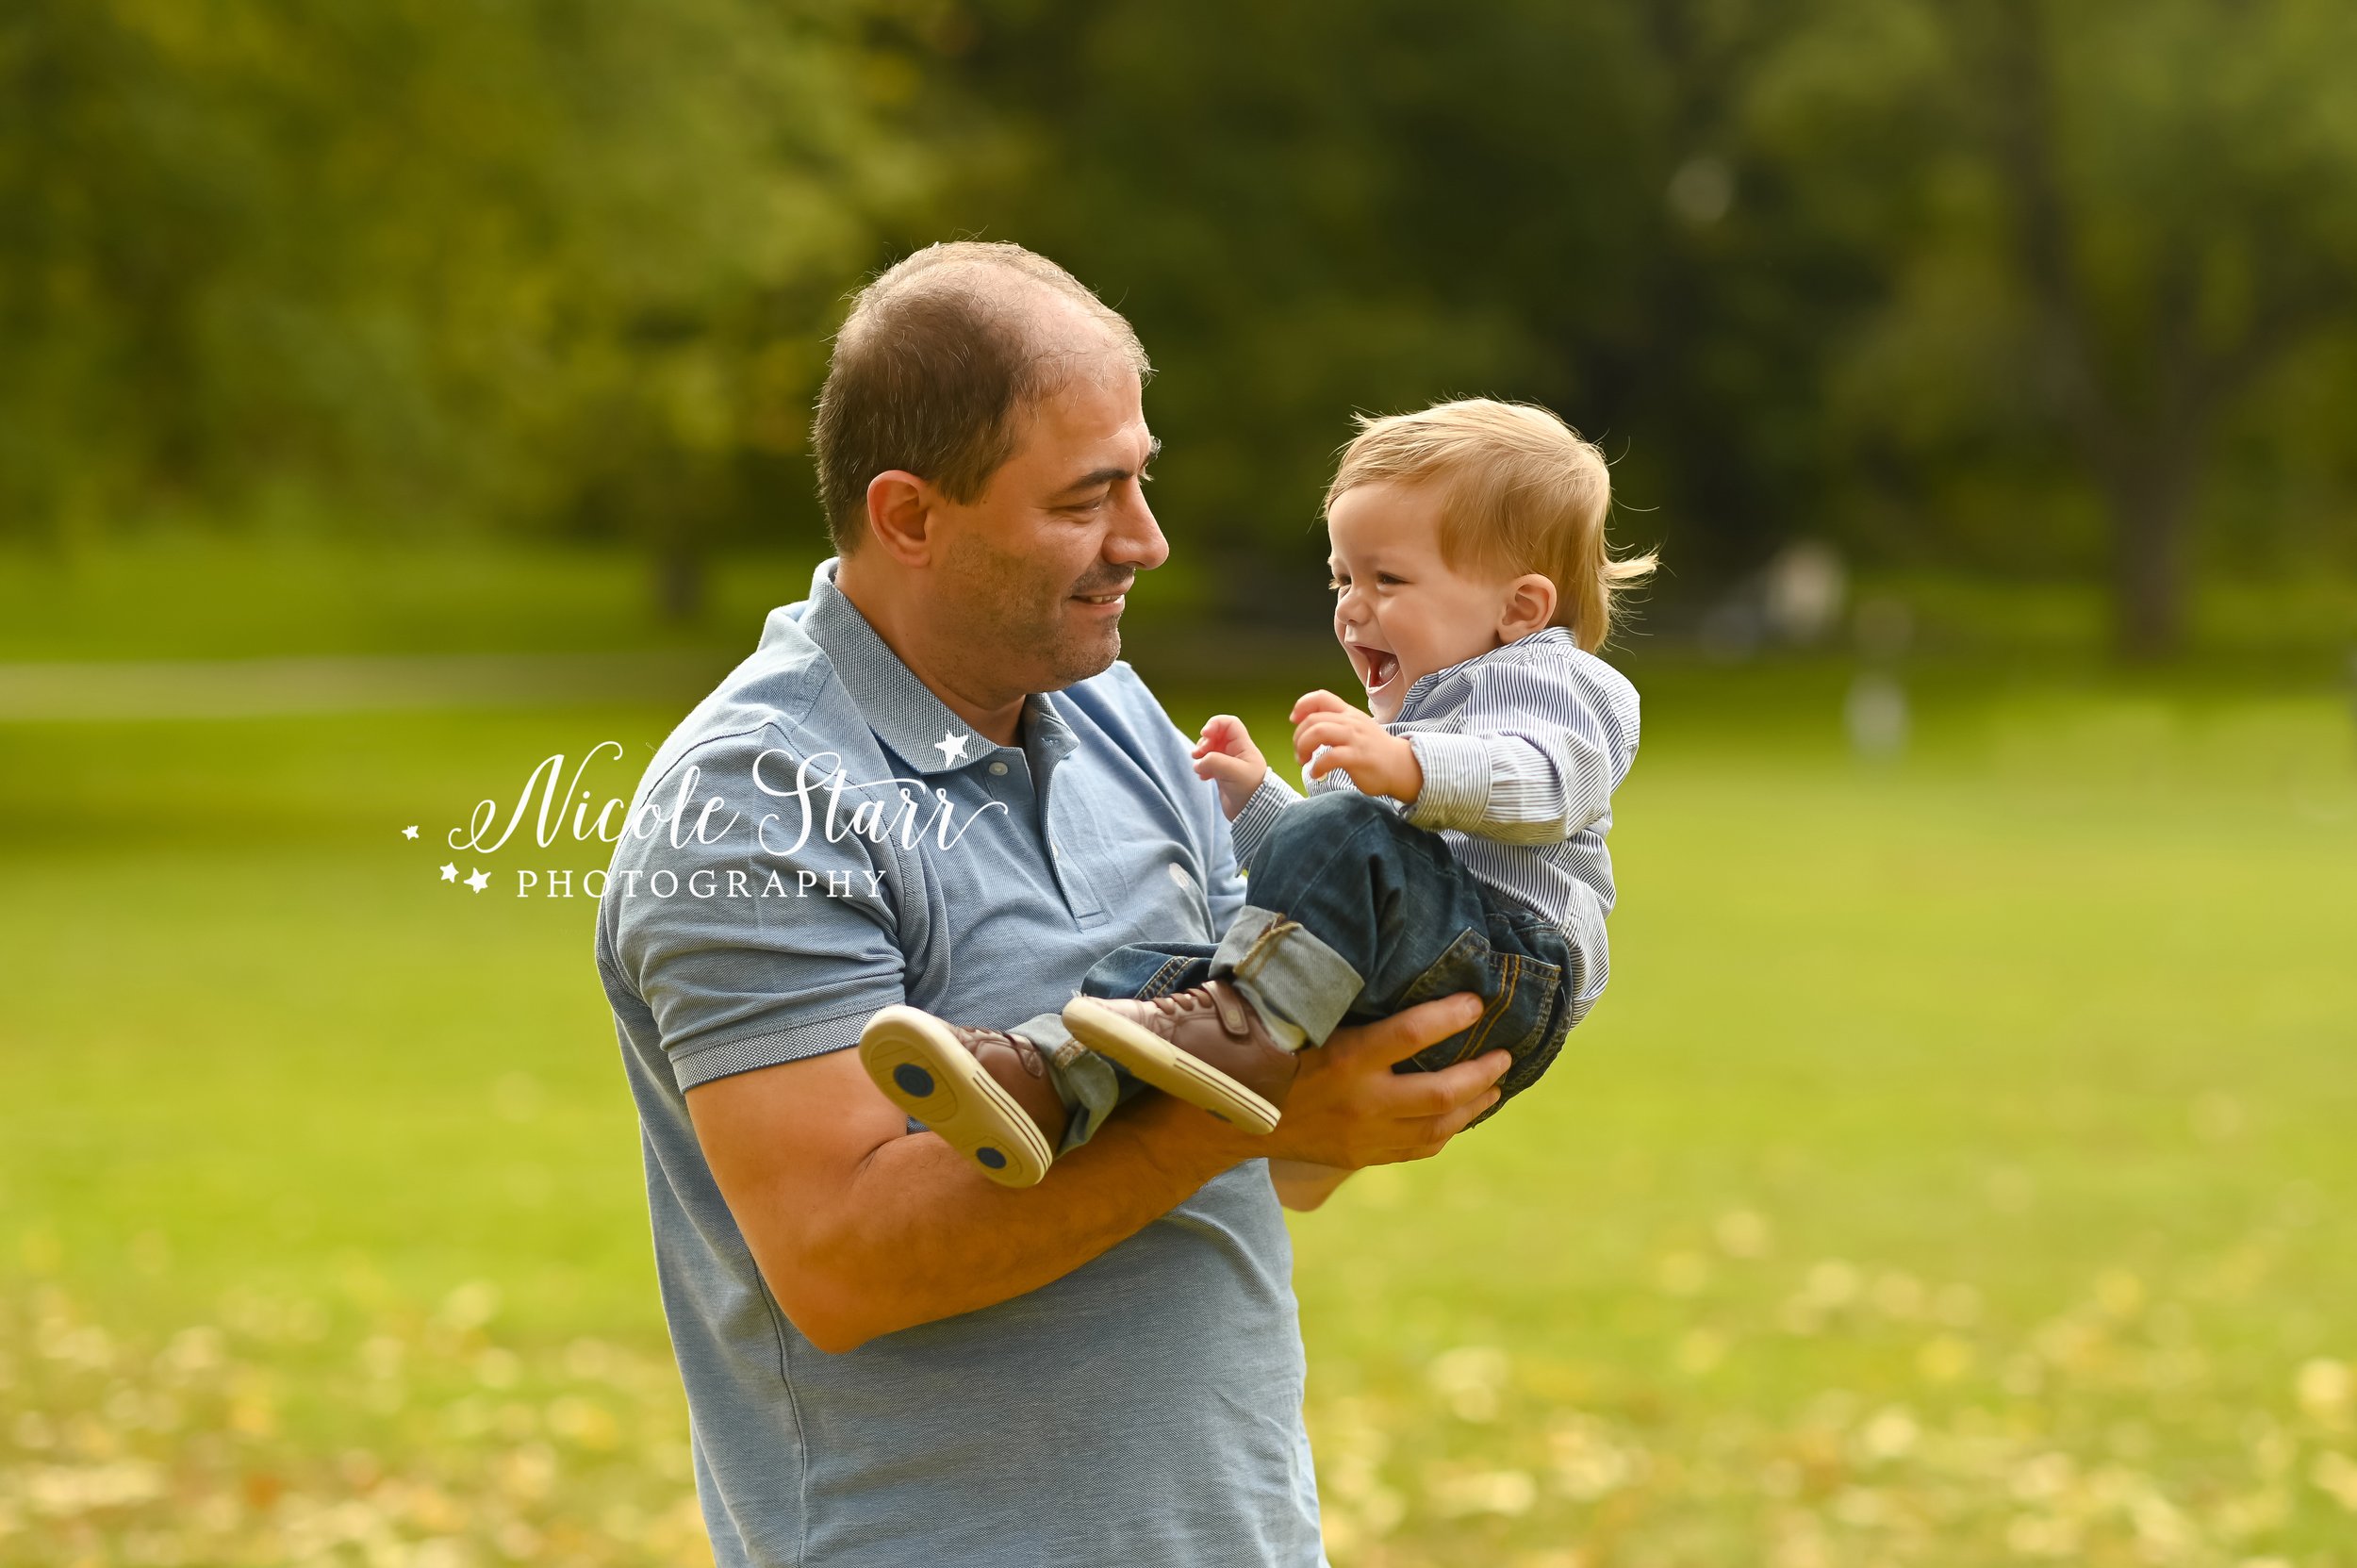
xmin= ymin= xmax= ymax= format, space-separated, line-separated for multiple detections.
xmin=0 ymin=0 xmax=925 ymax=612
xmin=8 ymin=0 xmax=2352 ymax=648
xmin=1966 ymin=0 xmax=2357 ymax=657
xmin=915 ymin=0 xmax=1673 ymax=619
xmin=921 ymin=0 xmax=2357 ymax=652
xmin=1756 ymin=0 xmax=2357 ymax=656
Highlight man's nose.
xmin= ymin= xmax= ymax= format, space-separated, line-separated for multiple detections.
xmin=1106 ymin=484 xmax=1169 ymax=572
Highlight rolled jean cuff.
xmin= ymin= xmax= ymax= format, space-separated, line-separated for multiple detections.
xmin=1212 ymin=905 xmax=1365 ymax=1050
xmin=1010 ymin=1010 xmax=1122 ymax=1153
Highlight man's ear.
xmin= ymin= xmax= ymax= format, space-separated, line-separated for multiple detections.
xmin=1498 ymin=572 xmax=1558 ymax=641
xmin=865 ymin=470 xmax=936 ymax=566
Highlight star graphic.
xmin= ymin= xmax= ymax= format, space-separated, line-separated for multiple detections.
xmin=439 ymin=863 xmax=459 ymax=883
xmin=464 ymin=868 xmax=490 ymax=893
xmin=402 ymin=824 xmax=420 ymax=840
xmin=934 ymin=731 xmax=972 ymax=767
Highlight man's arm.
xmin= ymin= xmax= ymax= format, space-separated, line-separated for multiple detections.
xmin=1268 ymin=1160 xmax=1354 ymax=1211
xmin=690 ymin=992 xmax=1503 ymax=1353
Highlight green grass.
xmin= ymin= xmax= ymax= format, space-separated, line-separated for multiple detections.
xmin=3 ymin=582 xmax=2356 ymax=1562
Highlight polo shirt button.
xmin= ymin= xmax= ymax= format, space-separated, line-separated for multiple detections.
xmin=988 ymin=761 xmax=1008 ymax=776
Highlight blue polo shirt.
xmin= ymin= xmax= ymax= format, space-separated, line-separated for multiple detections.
xmin=594 ymin=561 xmax=1324 ymax=1567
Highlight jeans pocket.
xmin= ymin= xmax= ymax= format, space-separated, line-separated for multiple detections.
xmin=1393 ymin=929 xmax=1564 ymax=1079
xmin=1393 ymin=929 xmax=1488 ymax=1073
xmin=1475 ymin=951 xmax=1568 ymax=1117
xmin=1465 ymin=950 xmax=1564 ymax=1073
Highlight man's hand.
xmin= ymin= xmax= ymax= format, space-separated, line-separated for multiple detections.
xmin=1261 ymin=993 xmax=1506 ymax=1169
xmin=685 ymin=993 xmax=1503 ymax=1351
xmin=1292 ymin=690 xmax=1423 ymax=803
xmin=1259 ymin=993 xmax=1507 ymax=1210
xmin=1191 ymin=714 xmax=1269 ymax=819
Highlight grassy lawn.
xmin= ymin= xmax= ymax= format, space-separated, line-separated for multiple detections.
xmin=3 ymin=576 xmax=2355 ymax=1563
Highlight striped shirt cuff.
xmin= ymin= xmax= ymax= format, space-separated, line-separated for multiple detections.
xmin=1228 ymin=770 xmax=1302 ymax=864
xmin=1403 ymin=731 xmax=1491 ymax=832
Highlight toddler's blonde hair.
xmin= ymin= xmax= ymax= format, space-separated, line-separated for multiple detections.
xmin=1325 ymin=399 xmax=1656 ymax=652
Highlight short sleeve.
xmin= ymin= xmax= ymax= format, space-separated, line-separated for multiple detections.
xmin=605 ymin=733 xmax=907 ymax=1091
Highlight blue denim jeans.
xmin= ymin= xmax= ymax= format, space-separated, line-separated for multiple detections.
xmin=1056 ymin=791 xmax=1579 ymax=1137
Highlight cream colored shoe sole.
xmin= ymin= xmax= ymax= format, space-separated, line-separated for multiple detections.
xmin=859 ymin=1006 xmax=1054 ymax=1188
xmin=1060 ymin=998 xmax=1282 ymax=1135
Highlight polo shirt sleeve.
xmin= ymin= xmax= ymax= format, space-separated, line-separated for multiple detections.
xmin=607 ymin=735 xmax=906 ymax=1092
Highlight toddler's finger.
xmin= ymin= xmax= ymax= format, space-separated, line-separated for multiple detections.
xmin=1293 ymin=717 xmax=1351 ymax=764
xmin=1305 ymin=738 xmax=1360 ymax=777
xmin=1290 ymin=689 xmax=1348 ymax=723
xmin=1204 ymin=714 xmax=1257 ymax=757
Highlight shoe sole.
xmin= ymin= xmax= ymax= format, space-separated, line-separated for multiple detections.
xmin=859 ymin=1007 xmax=1055 ymax=1189
xmin=1060 ymin=999 xmax=1283 ymax=1135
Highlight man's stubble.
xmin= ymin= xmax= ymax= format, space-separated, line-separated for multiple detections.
xmin=939 ymin=528 xmax=1127 ymax=696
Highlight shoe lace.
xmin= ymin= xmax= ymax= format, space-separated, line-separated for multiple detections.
xmin=954 ymin=1025 xmax=1040 ymax=1071
xmin=1147 ymin=989 xmax=1212 ymax=1019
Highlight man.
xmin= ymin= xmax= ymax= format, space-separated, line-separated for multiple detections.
xmin=595 ymin=241 xmax=1509 ymax=1567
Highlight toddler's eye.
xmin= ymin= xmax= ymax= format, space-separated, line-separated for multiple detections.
xmin=1327 ymin=577 xmax=1347 ymax=592
xmin=1376 ymin=573 xmax=1405 ymax=586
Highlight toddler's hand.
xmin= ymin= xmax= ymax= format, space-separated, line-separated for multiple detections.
xmin=1192 ymin=715 xmax=1269 ymax=820
xmin=1291 ymin=690 xmax=1424 ymax=803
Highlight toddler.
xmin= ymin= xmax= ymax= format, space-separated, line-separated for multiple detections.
xmin=859 ymin=398 xmax=1653 ymax=1185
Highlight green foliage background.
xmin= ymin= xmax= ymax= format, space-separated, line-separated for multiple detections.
xmin=4 ymin=5 xmax=2357 ymax=1564
xmin=7 ymin=0 xmax=2355 ymax=647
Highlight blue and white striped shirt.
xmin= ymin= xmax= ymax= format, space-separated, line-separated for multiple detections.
xmin=1228 ymin=628 xmax=1640 ymax=1019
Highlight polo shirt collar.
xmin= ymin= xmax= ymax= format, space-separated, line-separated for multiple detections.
xmin=795 ymin=558 xmax=1075 ymax=775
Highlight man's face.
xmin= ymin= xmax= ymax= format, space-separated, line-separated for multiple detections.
xmin=930 ymin=362 xmax=1167 ymax=695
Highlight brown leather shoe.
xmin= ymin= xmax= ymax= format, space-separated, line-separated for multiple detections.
xmin=860 ymin=1007 xmax=1068 ymax=1188
xmin=1061 ymin=981 xmax=1293 ymax=1134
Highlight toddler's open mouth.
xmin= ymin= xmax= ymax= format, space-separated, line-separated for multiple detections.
xmin=1345 ymin=641 xmax=1399 ymax=694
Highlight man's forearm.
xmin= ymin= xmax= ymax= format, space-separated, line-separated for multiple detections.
xmin=783 ymin=1097 xmax=1247 ymax=1351
xmin=1269 ymin=1159 xmax=1352 ymax=1211
xmin=693 ymin=993 xmax=1500 ymax=1354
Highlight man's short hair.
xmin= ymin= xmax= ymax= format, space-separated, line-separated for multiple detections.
xmin=811 ymin=242 xmax=1149 ymax=553
xmin=1327 ymin=399 xmax=1657 ymax=652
